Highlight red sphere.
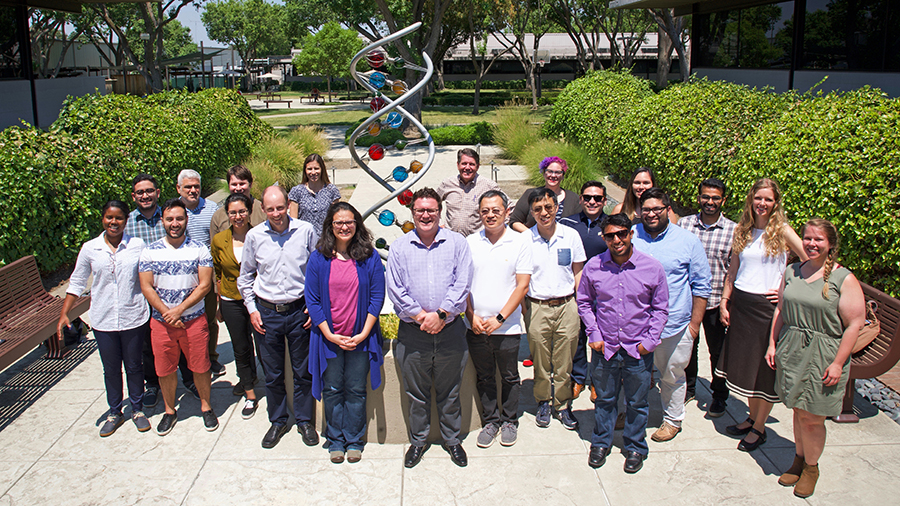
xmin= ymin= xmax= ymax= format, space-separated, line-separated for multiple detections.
xmin=370 ymin=97 xmax=387 ymax=113
xmin=368 ymin=143 xmax=385 ymax=161
xmin=398 ymin=189 xmax=414 ymax=206
xmin=366 ymin=49 xmax=387 ymax=69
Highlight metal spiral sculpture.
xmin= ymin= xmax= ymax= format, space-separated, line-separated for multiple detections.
xmin=348 ymin=22 xmax=435 ymax=255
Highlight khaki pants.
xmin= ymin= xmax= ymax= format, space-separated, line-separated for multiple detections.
xmin=524 ymin=298 xmax=580 ymax=410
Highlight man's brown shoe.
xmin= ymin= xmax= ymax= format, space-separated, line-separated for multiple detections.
xmin=590 ymin=385 xmax=597 ymax=403
xmin=651 ymin=422 xmax=681 ymax=442
xmin=573 ymin=383 xmax=585 ymax=399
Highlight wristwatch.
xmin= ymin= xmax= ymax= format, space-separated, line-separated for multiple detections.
xmin=496 ymin=313 xmax=506 ymax=323
xmin=437 ymin=309 xmax=447 ymax=320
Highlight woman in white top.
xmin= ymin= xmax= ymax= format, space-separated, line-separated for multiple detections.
xmin=715 ymin=179 xmax=806 ymax=452
xmin=58 ymin=200 xmax=150 ymax=437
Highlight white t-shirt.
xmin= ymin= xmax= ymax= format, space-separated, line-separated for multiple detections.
xmin=139 ymin=237 xmax=213 ymax=323
xmin=527 ymin=224 xmax=586 ymax=299
xmin=466 ymin=229 xmax=533 ymax=335
xmin=734 ymin=228 xmax=788 ymax=294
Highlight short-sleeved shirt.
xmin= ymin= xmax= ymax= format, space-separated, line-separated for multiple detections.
xmin=526 ymin=224 xmax=586 ymax=300
xmin=289 ymin=183 xmax=341 ymax=234
xmin=126 ymin=207 xmax=164 ymax=245
xmin=139 ymin=237 xmax=213 ymax=323
xmin=466 ymin=229 xmax=533 ymax=335
xmin=678 ymin=213 xmax=736 ymax=309
xmin=437 ymin=173 xmax=500 ymax=237
xmin=560 ymin=211 xmax=608 ymax=261
xmin=184 ymin=197 xmax=219 ymax=247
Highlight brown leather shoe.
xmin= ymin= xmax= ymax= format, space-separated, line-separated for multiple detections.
xmin=794 ymin=463 xmax=819 ymax=498
xmin=614 ymin=412 xmax=626 ymax=430
xmin=650 ymin=422 xmax=681 ymax=442
xmin=778 ymin=455 xmax=805 ymax=486
xmin=573 ymin=383 xmax=585 ymax=399
xmin=590 ymin=386 xmax=597 ymax=403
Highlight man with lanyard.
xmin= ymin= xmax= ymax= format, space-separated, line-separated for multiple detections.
xmin=559 ymin=181 xmax=608 ymax=402
xmin=677 ymin=178 xmax=736 ymax=417
xmin=387 ymin=187 xmax=473 ymax=468
xmin=632 ymin=188 xmax=711 ymax=443
xmin=238 ymin=186 xmax=319 ymax=449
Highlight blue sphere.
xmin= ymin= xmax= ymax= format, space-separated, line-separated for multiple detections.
xmin=392 ymin=166 xmax=409 ymax=182
xmin=369 ymin=72 xmax=386 ymax=89
xmin=377 ymin=209 xmax=395 ymax=226
xmin=386 ymin=111 xmax=403 ymax=128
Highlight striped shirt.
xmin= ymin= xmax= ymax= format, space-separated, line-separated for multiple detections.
xmin=139 ymin=237 xmax=213 ymax=323
xmin=126 ymin=207 xmax=164 ymax=244
xmin=678 ymin=213 xmax=736 ymax=309
xmin=184 ymin=197 xmax=219 ymax=247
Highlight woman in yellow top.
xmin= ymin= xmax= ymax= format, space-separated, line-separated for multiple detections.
xmin=211 ymin=193 xmax=262 ymax=419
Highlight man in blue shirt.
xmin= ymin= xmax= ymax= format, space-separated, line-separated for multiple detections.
xmin=632 ymin=188 xmax=711 ymax=443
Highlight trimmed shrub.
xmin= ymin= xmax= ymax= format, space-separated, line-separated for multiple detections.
xmin=731 ymin=87 xmax=900 ymax=296
xmin=491 ymin=105 xmax=541 ymax=159
xmin=429 ymin=122 xmax=493 ymax=145
xmin=519 ymin=139 xmax=603 ymax=194
xmin=543 ymin=70 xmax=653 ymax=168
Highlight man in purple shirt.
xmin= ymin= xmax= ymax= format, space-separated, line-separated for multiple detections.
xmin=577 ymin=212 xmax=668 ymax=474
xmin=387 ymin=187 xmax=473 ymax=469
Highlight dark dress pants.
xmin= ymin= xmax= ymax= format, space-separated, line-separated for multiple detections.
xmin=396 ymin=318 xmax=468 ymax=447
xmin=684 ymin=306 xmax=729 ymax=401
xmin=95 ymin=322 xmax=147 ymax=414
xmin=465 ymin=329 xmax=520 ymax=426
xmin=570 ymin=323 xmax=590 ymax=386
xmin=258 ymin=301 xmax=315 ymax=426
xmin=220 ymin=299 xmax=260 ymax=391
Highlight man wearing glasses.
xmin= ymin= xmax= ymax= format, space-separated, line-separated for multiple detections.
xmin=387 ymin=187 xmax=473 ymax=468
xmin=209 ymin=165 xmax=267 ymax=238
xmin=577 ymin=212 xmax=668 ymax=473
xmin=677 ymin=179 xmax=736 ymax=417
xmin=632 ymin=188 xmax=711 ymax=443
xmin=437 ymin=148 xmax=499 ymax=236
xmin=560 ymin=181 xmax=609 ymax=402
xmin=524 ymin=188 xmax=586 ymax=431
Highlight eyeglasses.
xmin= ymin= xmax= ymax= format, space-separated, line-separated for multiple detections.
xmin=641 ymin=206 xmax=668 ymax=215
xmin=479 ymin=208 xmax=504 ymax=216
xmin=332 ymin=220 xmax=356 ymax=228
xmin=603 ymin=230 xmax=630 ymax=241
xmin=531 ymin=204 xmax=556 ymax=214
xmin=413 ymin=208 xmax=439 ymax=216
xmin=544 ymin=170 xmax=564 ymax=177
xmin=699 ymin=195 xmax=723 ymax=202
xmin=133 ymin=189 xmax=156 ymax=196
xmin=227 ymin=209 xmax=249 ymax=217
xmin=581 ymin=194 xmax=606 ymax=202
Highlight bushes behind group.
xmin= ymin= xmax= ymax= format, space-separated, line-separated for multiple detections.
xmin=549 ymin=70 xmax=900 ymax=297
xmin=0 ymin=88 xmax=272 ymax=273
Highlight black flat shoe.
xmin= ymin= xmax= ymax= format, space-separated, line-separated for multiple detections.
xmin=261 ymin=423 xmax=289 ymax=449
xmin=405 ymin=444 xmax=428 ymax=468
xmin=737 ymin=427 xmax=767 ymax=452
xmin=623 ymin=450 xmax=646 ymax=474
xmin=588 ymin=446 xmax=610 ymax=468
xmin=297 ymin=422 xmax=320 ymax=446
xmin=725 ymin=417 xmax=755 ymax=437
xmin=445 ymin=443 xmax=467 ymax=467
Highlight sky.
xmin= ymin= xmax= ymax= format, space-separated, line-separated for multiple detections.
xmin=178 ymin=5 xmax=215 ymax=48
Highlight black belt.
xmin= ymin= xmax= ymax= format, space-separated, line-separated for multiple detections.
xmin=526 ymin=294 xmax=574 ymax=307
xmin=257 ymin=297 xmax=303 ymax=313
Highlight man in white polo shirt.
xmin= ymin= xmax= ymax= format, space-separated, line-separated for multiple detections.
xmin=465 ymin=190 xmax=532 ymax=448
xmin=524 ymin=188 xmax=586 ymax=431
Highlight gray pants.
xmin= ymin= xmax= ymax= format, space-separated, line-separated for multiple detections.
xmin=396 ymin=318 xmax=469 ymax=447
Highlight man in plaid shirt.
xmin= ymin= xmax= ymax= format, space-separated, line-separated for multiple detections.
xmin=677 ymin=178 xmax=736 ymax=417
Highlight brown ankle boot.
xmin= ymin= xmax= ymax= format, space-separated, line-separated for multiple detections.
xmin=794 ymin=462 xmax=819 ymax=498
xmin=778 ymin=455 xmax=805 ymax=486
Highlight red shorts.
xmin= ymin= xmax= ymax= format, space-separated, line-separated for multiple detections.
xmin=150 ymin=317 xmax=211 ymax=377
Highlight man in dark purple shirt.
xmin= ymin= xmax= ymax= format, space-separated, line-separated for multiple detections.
xmin=576 ymin=213 xmax=668 ymax=474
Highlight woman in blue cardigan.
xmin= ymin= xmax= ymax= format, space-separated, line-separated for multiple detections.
xmin=307 ymin=202 xmax=385 ymax=464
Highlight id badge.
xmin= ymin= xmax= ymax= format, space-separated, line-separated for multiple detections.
xmin=557 ymin=248 xmax=571 ymax=266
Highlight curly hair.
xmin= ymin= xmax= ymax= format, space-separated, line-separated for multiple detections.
xmin=317 ymin=202 xmax=374 ymax=262
xmin=539 ymin=156 xmax=569 ymax=174
xmin=621 ymin=167 xmax=657 ymax=220
xmin=732 ymin=178 xmax=790 ymax=258
xmin=802 ymin=218 xmax=840 ymax=299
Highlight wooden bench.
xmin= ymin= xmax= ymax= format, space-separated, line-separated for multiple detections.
xmin=264 ymin=99 xmax=292 ymax=109
xmin=240 ymin=92 xmax=260 ymax=100
xmin=302 ymin=89 xmax=321 ymax=103
xmin=0 ymin=255 xmax=90 ymax=371
xmin=835 ymin=281 xmax=900 ymax=422
xmin=259 ymin=92 xmax=281 ymax=100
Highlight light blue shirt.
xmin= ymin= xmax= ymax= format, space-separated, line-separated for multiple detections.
xmin=184 ymin=197 xmax=219 ymax=247
xmin=632 ymin=223 xmax=711 ymax=338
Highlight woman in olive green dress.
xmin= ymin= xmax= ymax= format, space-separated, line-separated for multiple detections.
xmin=765 ymin=218 xmax=865 ymax=498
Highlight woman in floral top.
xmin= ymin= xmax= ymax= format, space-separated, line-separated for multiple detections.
xmin=289 ymin=153 xmax=342 ymax=234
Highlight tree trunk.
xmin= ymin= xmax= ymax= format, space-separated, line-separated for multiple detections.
xmin=434 ymin=68 xmax=445 ymax=91
xmin=472 ymin=76 xmax=482 ymax=116
xmin=656 ymin=27 xmax=672 ymax=89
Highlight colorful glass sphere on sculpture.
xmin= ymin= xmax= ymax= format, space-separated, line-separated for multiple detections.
xmin=409 ymin=160 xmax=424 ymax=173
xmin=368 ymin=143 xmax=385 ymax=161
xmin=398 ymin=189 xmax=414 ymax=206
xmin=401 ymin=221 xmax=415 ymax=233
xmin=377 ymin=209 xmax=395 ymax=226
xmin=391 ymin=80 xmax=409 ymax=95
xmin=370 ymin=96 xmax=387 ymax=113
xmin=368 ymin=72 xmax=386 ymax=89
xmin=375 ymin=238 xmax=388 ymax=250
xmin=367 ymin=121 xmax=382 ymax=137
xmin=392 ymin=166 xmax=409 ymax=182
xmin=367 ymin=49 xmax=387 ymax=68
xmin=386 ymin=111 xmax=403 ymax=129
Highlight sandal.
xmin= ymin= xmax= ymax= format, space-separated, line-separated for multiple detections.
xmin=737 ymin=427 xmax=767 ymax=452
xmin=725 ymin=417 xmax=755 ymax=436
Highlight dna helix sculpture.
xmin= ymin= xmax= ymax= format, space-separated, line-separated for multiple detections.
xmin=348 ymin=22 xmax=435 ymax=256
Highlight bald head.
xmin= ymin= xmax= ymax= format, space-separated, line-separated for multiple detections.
xmin=262 ymin=185 xmax=290 ymax=232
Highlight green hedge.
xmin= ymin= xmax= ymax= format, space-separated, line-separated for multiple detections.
xmin=423 ymin=91 xmax=558 ymax=107
xmin=0 ymin=88 xmax=272 ymax=273
xmin=345 ymin=121 xmax=493 ymax=146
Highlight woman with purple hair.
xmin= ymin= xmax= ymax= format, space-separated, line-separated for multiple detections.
xmin=509 ymin=156 xmax=582 ymax=233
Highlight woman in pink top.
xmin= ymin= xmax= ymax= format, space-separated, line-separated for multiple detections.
xmin=306 ymin=202 xmax=385 ymax=464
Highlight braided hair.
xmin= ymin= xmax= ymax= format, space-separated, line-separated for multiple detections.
xmin=802 ymin=218 xmax=840 ymax=299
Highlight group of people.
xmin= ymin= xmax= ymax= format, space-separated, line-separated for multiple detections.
xmin=58 ymin=148 xmax=864 ymax=498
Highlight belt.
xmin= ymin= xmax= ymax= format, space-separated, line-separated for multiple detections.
xmin=257 ymin=297 xmax=303 ymax=314
xmin=527 ymin=294 xmax=573 ymax=307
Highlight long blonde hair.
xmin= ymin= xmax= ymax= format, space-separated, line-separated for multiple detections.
xmin=802 ymin=218 xmax=840 ymax=299
xmin=732 ymin=178 xmax=790 ymax=257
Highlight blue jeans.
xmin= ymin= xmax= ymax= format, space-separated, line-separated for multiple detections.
xmin=591 ymin=347 xmax=653 ymax=455
xmin=258 ymin=302 xmax=314 ymax=426
xmin=570 ymin=323 xmax=590 ymax=386
xmin=322 ymin=347 xmax=370 ymax=452
xmin=95 ymin=323 xmax=147 ymax=414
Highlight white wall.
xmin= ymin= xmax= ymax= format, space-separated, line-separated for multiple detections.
xmin=0 ymin=75 xmax=107 ymax=130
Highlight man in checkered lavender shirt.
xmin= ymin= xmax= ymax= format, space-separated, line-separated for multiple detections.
xmin=677 ymin=178 xmax=736 ymax=418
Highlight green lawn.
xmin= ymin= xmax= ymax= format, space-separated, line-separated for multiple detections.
xmin=260 ymin=105 xmax=552 ymax=128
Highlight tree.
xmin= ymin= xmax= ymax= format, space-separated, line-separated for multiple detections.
xmin=202 ymin=0 xmax=291 ymax=87
xmin=465 ymin=0 xmax=512 ymax=115
xmin=601 ymin=8 xmax=652 ymax=69
xmin=292 ymin=22 xmax=365 ymax=101
xmin=29 ymin=9 xmax=93 ymax=79
xmin=648 ymin=8 xmax=690 ymax=85
xmin=549 ymin=0 xmax=610 ymax=75
xmin=496 ymin=0 xmax=553 ymax=109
